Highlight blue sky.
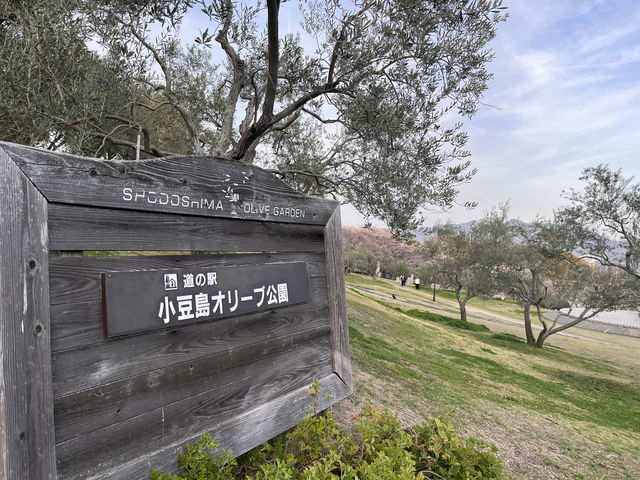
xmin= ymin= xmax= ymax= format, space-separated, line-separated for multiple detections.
xmin=179 ymin=1 xmax=640 ymax=228
xmin=344 ymin=0 xmax=640 ymax=227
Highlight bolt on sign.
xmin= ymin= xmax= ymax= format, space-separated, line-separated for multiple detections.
xmin=0 ymin=141 xmax=351 ymax=480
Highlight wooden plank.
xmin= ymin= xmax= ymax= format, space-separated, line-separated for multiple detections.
xmin=56 ymin=343 xmax=331 ymax=463
xmin=54 ymin=328 xmax=331 ymax=443
xmin=0 ymin=147 xmax=57 ymax=479
xmin=51 ymin=293 xmax=329 ymax=398
xmin=2 ymin=143 xmax=351 ymax=480
xmin=50 ymin=294 xmax=329 ymax=353
xmin=324 ymin=208 xmax=353 ymax=390
xmin=56 ymin=373 xmax=350 ymax=480
xmin=50 ymin=268 xmax=328 ymax=352
xmin=48 ymin=204 xmax=326 ymax=252
xmin=3 ymin=141 xmax=336 ymax=225
xmin=49 ymin=252 xmax=327 ymax=306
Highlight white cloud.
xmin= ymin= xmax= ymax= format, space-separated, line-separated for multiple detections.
xmin=425 ymin=0 xmax=640 ymax=226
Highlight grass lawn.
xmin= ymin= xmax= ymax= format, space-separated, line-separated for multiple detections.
xmin=335 ymin=274 xmax=640 ymax=480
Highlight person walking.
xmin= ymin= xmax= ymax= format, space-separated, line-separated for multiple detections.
xmin=414 ymin=276 xmax=420 ymax=290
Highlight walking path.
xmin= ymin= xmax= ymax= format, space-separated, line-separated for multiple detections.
xmin=542 ymin=311 xmax=640 ymax=338
xmin=346 ymin=283 xmax=612 ymax=344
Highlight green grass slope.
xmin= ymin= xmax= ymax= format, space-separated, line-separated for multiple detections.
xmin=334 ymin=275 xmax=640 ymax=480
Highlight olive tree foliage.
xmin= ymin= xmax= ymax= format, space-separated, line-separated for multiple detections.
xmin=555 ymin=164 xmax=640 ymax=279
xmin=500 ymin=219 xmax=569 ymax=345
xmin=501 ymin=214 xmax=639 ymax=348
xmin=0 ymin=0 xmax=142 ymax=155
xmin=0 ymin=0 xmax=507 ymax=233
xmin=533 ymin=263 xmax=639 ymax=348
xmin=426 ymin=205 xmax=511 ymax=322
xmin=426 ymin=227 xmax=483 ymax=322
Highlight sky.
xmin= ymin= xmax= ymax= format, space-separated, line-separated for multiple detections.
xmin=343 ymin=0 xmax=640 ymax=228
xmin=176 ymin=1 xmax=640 ymax=229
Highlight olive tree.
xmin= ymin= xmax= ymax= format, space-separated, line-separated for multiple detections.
xmin=427 ymin=205 xmax=511 ymax=322
xmin=1 ymin=0 xmax=507 ymax=233
xmin=499 ymin=219 xmax=569 ymax=345
xmin=504 ymin=217 xmax=640 ymax=348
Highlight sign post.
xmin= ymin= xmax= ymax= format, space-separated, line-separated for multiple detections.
xmin=0 ymin=141 xmax=351 ymax=479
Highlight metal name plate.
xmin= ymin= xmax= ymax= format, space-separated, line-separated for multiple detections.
xmin=101 ymin=262 xmax=311 ymax=338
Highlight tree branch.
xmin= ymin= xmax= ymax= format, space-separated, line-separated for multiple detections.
xmin=302 ymin=107 xmax=344 ymax=125
xmin=261 ymin=0 xmax=281 ymax=121
xmin=126 ymin=18 xmax=203 ymax=154
xmin=231 ymin=82 xmax=345 ymax=162
xmin=88 ymin=130 xmax=176 ymax=157
xmin=214 ymin=0 xmax=246 ymax=155
xmin=132 ymin=100 xmax=173 ymax=111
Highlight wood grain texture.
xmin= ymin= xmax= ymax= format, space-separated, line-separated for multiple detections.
xmin=1 ymin=142 xmax=352 ymax=480
xmin=0 ymin=147 xmax=57 ymax=479
xmin=50 ymin=300 xmax=329 ymax=354
xmin=3 ymin=141 xmax=336 ymax=225
xmin=56 ymin=373 xmax=350 ymax=480
xmin=48 ymin=204 xmax=326 ymax=252
xmin=51 ymin=284 xmax=329 ymax=397
xmin=54 ymin=328 xmax=331 ymax=445
xmin=49 ymin=252 xmax=326 ymax=306
xmin=50 ymin=271 xmax=328 ymax=356
xmin=324 ymin=208 xmax=352 ymax=390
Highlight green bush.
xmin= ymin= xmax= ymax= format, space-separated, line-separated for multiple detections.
xmin=150 ymin=432 xmax=237 ymax=480
xmin=151 ymin=386 xmax=514 ymax=480
xmin=410 ymin=417 xmax=513 ymax=479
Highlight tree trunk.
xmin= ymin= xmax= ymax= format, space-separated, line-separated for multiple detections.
xmin=455 ymin=288 xmax=469 ymax=322
xmin=535 ymin=327 xmax=549 ymax=348
xmin=230 ymin=0 xmax=280 ymax=161
xmin=460 ymin=302 xmax=467 ymax=322
xmin=523 ymin=302 xmax=536 ymax=344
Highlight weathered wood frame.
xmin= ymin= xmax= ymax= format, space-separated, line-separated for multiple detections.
xmin=0 ymin=141 xmax=351 ymax=479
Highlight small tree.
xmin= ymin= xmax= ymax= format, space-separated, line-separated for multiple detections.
xmin=504 ymin=218 xmax=640 ymax=348
xmin=429 ymin=229 xmax=476 ymax=321
xmin=379 ymin=252 xmax=410 ymax=279
xmin=428 ymin=205 xmax=511 ymax=321
xmin=503 ymin=219 xmax=570 ymax=345
xmin=533 ymin=262 xmax=640 ymax=348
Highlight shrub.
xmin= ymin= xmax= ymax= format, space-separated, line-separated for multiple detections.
xmin=151 ymin=385 xmax=514 ymax=480
xmin=150 ymin=432 xmax=236 ymax=480
xmin=410 ymin=417 xmax=513 ymax=479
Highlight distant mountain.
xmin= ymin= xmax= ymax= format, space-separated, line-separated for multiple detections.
xmin=413 ymin=219 xmax=628 ymax=263
xmin=412 ymin=219 xmax=527 ymax=242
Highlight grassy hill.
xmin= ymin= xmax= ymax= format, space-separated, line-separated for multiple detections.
xmin=333 ymin=274 xmax=640 ymax=480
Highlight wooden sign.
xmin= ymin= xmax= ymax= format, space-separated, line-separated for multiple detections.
xmin=102 ymin=262 xmax=312 ymax=337
xmin=0 ymin=141 xmax=351 ymax=480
